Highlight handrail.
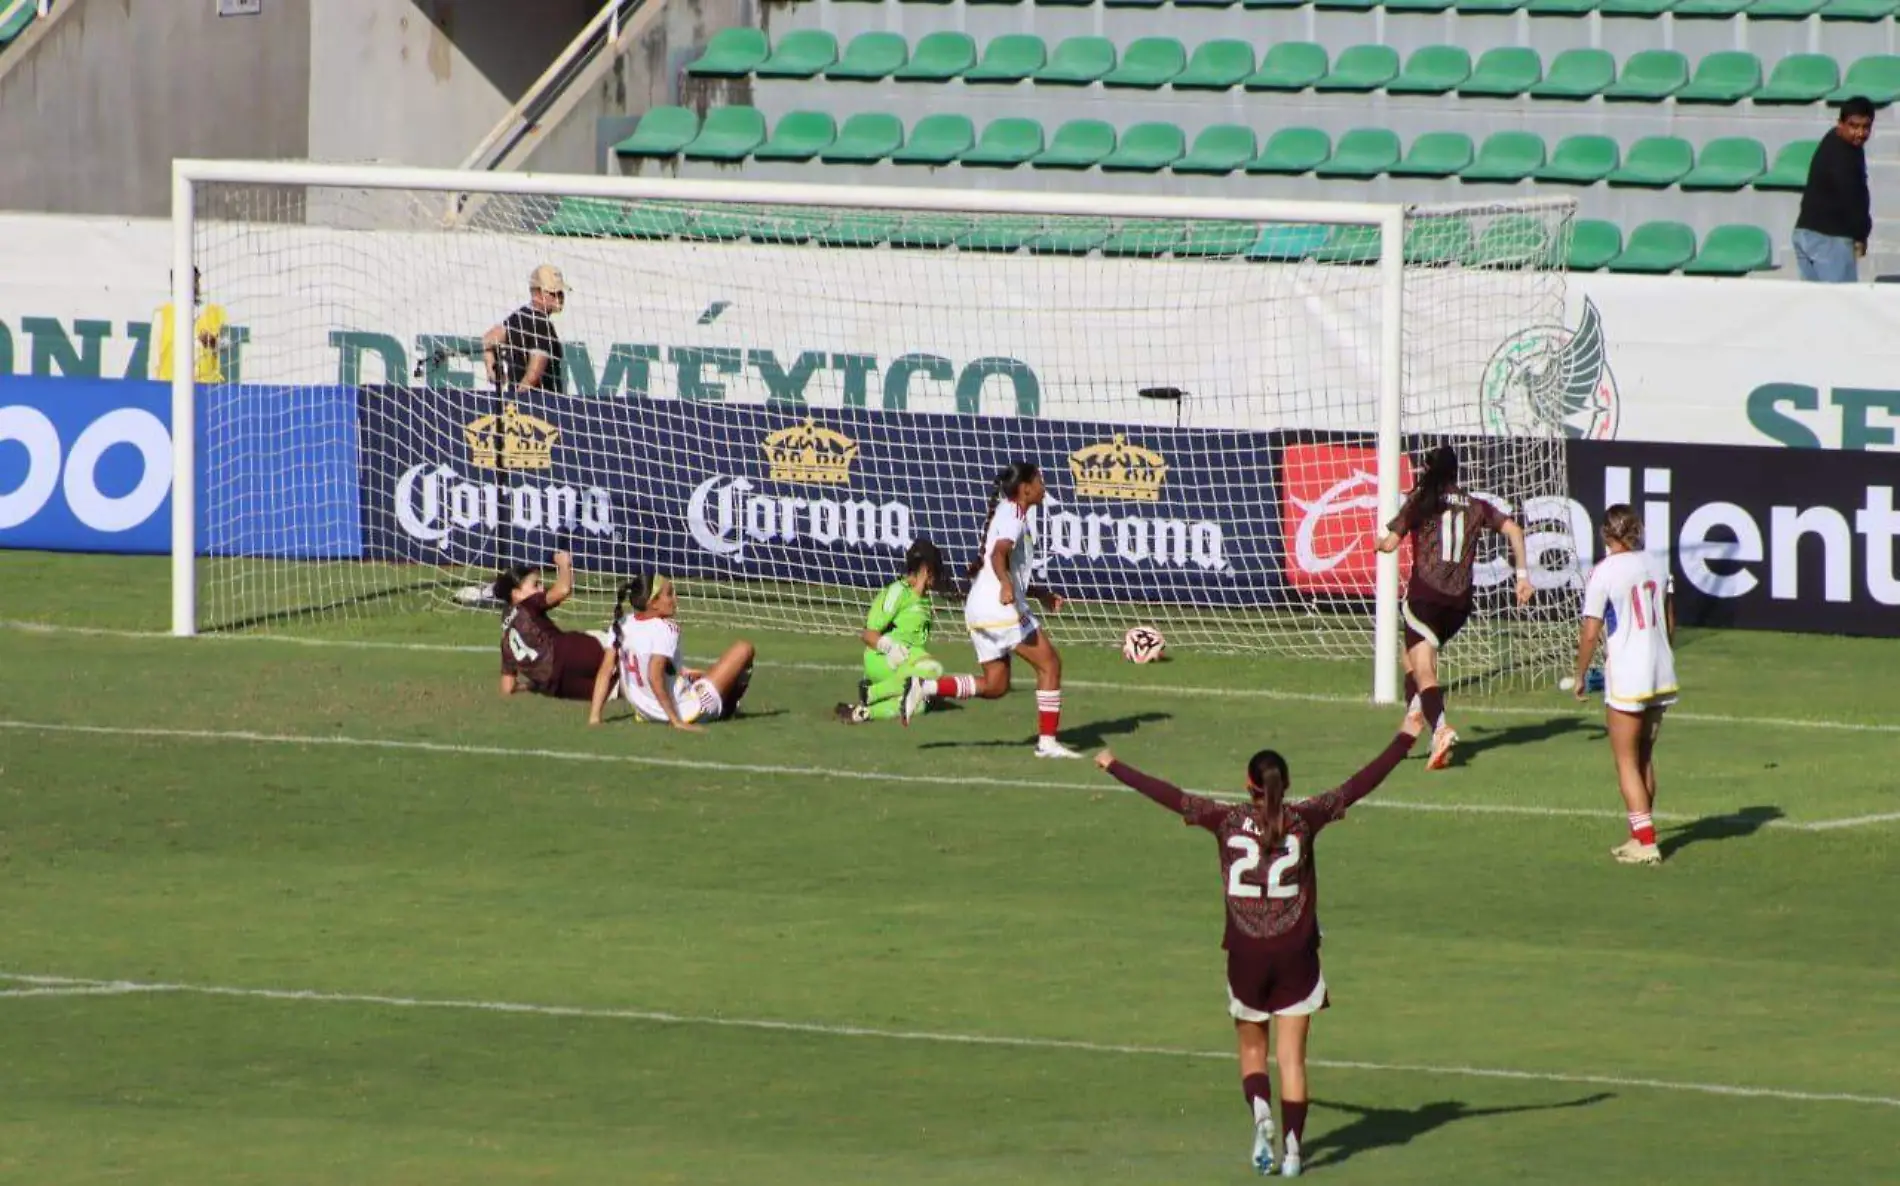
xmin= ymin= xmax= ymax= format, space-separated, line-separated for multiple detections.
xmin=457 ymin=0 xmax=644 ymax=174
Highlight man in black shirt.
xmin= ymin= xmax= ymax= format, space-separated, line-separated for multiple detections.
xmin=1794 ymin=98 xmax=1875 ymax=283
xmin=483 ymin=264 xmax=568 ymax=393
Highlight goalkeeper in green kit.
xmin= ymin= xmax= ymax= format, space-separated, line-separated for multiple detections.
xmin=836 ymin=538 xmax=981 ymax=725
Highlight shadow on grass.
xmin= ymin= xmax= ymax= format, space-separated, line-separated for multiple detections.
xmin=1658 ymin=805 xmax=1785 ymax=859
xmin=1305 ymin=1092 xmax=1614 ymax=1169
xmin=918 ymin=711 xmax=1172 ymax=751
xmin=1453 ymin=715 xmax=1606 ymax=765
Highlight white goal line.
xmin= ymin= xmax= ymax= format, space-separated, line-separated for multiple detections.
xmin=2 ymin=971 xmax=1893 ymax=1111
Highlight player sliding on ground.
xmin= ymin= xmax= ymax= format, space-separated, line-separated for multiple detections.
xmin=494 ymin=550 xmax=614 ymax=703
xmin=1573 ymin=505 xmax=1679 ymax=866
xmin=943 ymin=461 xmax=1077 ymax=758
xmin=1095 ymin=707 xmax=1425 ymax=1177
xmin=1376 ymin=444 xmax=1533 ymax=770
xmin=835 ymin=539 xmax=981 ymax=726
xmin=588 ymin=574 xmax=755 ymax=731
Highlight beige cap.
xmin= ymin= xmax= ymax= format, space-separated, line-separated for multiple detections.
xmin=530 ymin=264 xmax=568 ymax=294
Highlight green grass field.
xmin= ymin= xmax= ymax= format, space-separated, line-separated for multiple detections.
xmin=1 ymin=552 xmax=1896 ymax=1185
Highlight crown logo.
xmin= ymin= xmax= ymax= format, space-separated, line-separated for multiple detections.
xmin=1069 ymin=435 xmax=1168 ymax=502
xmin=762 ymin=419 xmax=859 ymax=485
xmin=464 ymin=404 xmax=559 ymax=471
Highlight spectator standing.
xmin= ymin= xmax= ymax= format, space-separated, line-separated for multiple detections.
xmin=483 ymin=264 xmax=567 ymax=394
xmin=152 ymin=267 xmax=226 ymax=383
xmin=1794 ymin=98 xmax=1875 ymax=283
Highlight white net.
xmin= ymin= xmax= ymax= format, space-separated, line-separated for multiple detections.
xmin=187 ymin=176 xmax=1576 ymax=689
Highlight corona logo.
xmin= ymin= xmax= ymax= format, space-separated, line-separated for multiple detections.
xmin=1069 ymin=435 xmax=1168 ymax=502
xmin=763 ymin=419 xmax=858 ymax=485
xmin=464 ymin=404 xmax=559 ymax=471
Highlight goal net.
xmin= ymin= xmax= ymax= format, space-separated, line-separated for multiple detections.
xmin=176 ymin=163 xmax=1579 ymax=698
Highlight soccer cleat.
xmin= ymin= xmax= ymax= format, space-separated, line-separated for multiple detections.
xmin=1426 ymin=727 xmax=1458 ymax=771
xmin=1035 ymin=737 xmax=1083 ymax=759
xmin=1280 ymin=1133 xmax=1302 ymax=1178
xmin=1252 ymin=1117 xmax=1277 ymax=1175
xmin=834 ymin=702 xmax=871 ymax=725
xmin=1611 ymin=839 xmax=1663 ymax=865
xmin=900 ymin=678 xmax=931 ymax=727
xmin=857 ymin=678 xmax=871 ymax=706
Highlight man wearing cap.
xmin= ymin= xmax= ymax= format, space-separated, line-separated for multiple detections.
xmin=483 ymin=264 xmax=568 ymax=394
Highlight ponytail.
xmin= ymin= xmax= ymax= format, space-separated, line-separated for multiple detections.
xmin=966 ymin=460 xmax=1042 ymax=581
xmin=1409 ymin=444 xmax=1461 ymax=519
xmin=1246 ymin=748 xmax=1292 ymax=854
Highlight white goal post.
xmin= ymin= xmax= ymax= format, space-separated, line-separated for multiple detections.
xmin=170 ymin=158 xmax=1579 ymax=703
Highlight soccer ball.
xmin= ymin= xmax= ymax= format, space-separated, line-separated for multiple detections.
xmin=1122 ymin=625 xmax=1165 ymax=664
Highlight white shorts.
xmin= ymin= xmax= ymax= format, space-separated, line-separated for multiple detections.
xmin=967 ymin=612 xmax=1041 ymax=664
xmin=631 ymin=675 xmax=723 ymax=724
xmin=1228 ymin=969 xmax=1330 ymax=1022
xmin=1606 ymin=691 xmax=1678 ymax=715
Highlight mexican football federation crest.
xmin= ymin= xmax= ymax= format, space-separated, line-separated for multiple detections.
xmin=1479 ymin=298 xmax=1620 ymax=440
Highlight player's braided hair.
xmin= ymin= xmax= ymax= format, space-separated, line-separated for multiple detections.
xmin=1602 ymin=504 xmax=1645 ymax=551
xmin=965 ymin=461 xmax=1041 ymax=581
xmin=614 ymin=574 xmax=660 ymax=621
xmin=491 ymin=563 xmax=539 ymax=606
xmin=1246 ymin=749 xmax=1292 ymax=854
xmin=1409 ymin=444 xmax=1462 ymax=519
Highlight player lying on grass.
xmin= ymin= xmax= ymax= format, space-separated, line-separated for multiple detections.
xmin=588 ymin=574 xmax=754 ymax=731
xmin=835 ymin=538 xmax=981 ymax=726
xmin=1095 ymin=707 xmax=1425 ymax=1178
xmin=1376 ymin=444 xmax=1533 ymax=771
xmin=495 ymin=550 xmax=614 ymax=702
xmin=951 ymin=460 xmax=1076 ymax=758
xmin=1573 ymin=504 xmax=1678 ymax=867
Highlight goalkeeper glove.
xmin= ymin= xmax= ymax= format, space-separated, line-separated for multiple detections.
xmin=875 ymin=635 xmax=910 ymax=664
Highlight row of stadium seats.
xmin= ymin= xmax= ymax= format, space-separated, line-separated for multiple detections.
xmin=532 ymin=196 xmax=1771 ymax=273
xmin=694 ymin=30 xmax=1899 ymax=104
xmin=618 ymin=104 xmax=1816 ymax=190
xmin=783 ymin=0 xmax=1896 ymax=13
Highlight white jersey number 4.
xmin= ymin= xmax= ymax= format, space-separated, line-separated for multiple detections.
xmin=1225 ymin=833 xmax=1303 ymax=901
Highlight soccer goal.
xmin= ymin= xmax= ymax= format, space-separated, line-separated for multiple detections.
xmin=170 ymin=159 xmax=1580 ymax=702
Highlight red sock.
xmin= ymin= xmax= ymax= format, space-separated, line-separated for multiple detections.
xmin=934 ymin=675 xmax=977 ymax=700
xmin=1282 ymin=1099 xmax=1309 ymax=1146
xmin=1628 ymin=812 xmax=1656 ymax=846
xmin=1418 ymin=685 xmax=1446 ymax=731
xmin=1035 ymin=690 xmax=1061 ymax=739
xmin=1241 ymin=1072 xmax=1273 ymax=1125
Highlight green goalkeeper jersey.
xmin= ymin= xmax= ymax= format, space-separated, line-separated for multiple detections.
xmin=865 ymin=579 xmax=934 ymax=653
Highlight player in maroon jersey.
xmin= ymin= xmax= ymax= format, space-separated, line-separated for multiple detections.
xmin=1095 ymin=709 xmax=1424 ymax=1178
xmin=1376 ymin=444 xmax=1534 ymax=770
xmin=494 ymin=550 xmax=613 ymax=702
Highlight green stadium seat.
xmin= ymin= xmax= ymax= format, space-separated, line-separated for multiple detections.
xmin=969 ymin=0 xmax=1023 ymax=5
xmin=1681 ymin=138 xmax=1768 ymax=190
xmin=1755 ymin=140 xmax=1818 ymax=190
xmin=1029 ymin=220 xmax=1115 ymax=255
xmin=1673 ymin=0 xmax=1748 ymax=16
xmin=1245 ymin=42 xmax=1327 ymax=92
xmin=1315 ymin=0 xmax=1376 ymax=9
xmin=1036 ymin=0 xmax=1097 ymax=6
xmin=686 ymin=28 xmax=768 ymax=78
xmin=1174 ymin=40 xmax=1255 ymax=91
xmin=1385 ymin=0 xmax=1453 ymax=10
xmin=1312 ymin=226 xmax=1382 ymax=265
xmin=624 ymin=204 xmax=695 ymax=239
xmin=817 ymin=213 xmax=904 ymax=249
xmin=1604 ymin=50 xmax=1690 ymax=102
xmin=1406 ymin=218 xmax=1474 ymax=265
xmin=0 ymin=0 xmax=36 ymax=44
xmin=540 ymin=198 xmax=631 ymax=237
xmin=614 ymin=106 xmax=698 ymax=157
xmin=1457 ymin=0 xmax=1525 ymax=11
xmin=1032 ymin=119 xmax=1117 ymax=169
xmin=965 ymin=34 xmax=1047 ymax=84
xmin=755 ymin=30 xmax=838 ymax=78
xmin=1608 ymin=136 xmax=1695 ymax=187
xmin=1531 ymin=49 xmax=1615 ymax=99
xmin=1568 ymin=220 xmax=1624 ymax=271
xmin=892 ymin=114 xmax=977 ymax=165
xmin=1526 ymin=0 xmax=1599 ymax=13
xmin=891 ymin=215 xmax=973 ymax=250
xmin=1101 ymin=223 xmax=1190 ymax=257
xmin=1829 ymin=55 xmax=1900 ymax=105
xmin=1177 ymin=0 xmax=1238 ymax=7
xmin=961 ymin=118 xmax=1045 ymax=167
xmin=1821 ymin=0 xmax=1899 ymax=18
xmin=680 ymin=209 xmax=756 ymax=242
xmin=1102 ymin=123 xmax=1188 ymax=172
xmin=1105 ymin=0 xmax=1165 ymax=7
xmin=1388 ymin=131 xmax=1474 ymax=178
xmin=828 ymin=33 xmax=908 ymax=81
xmin=752 ymin=111 xmax=838 ymax=162
xmin=1177 ymin=222 xmax=1265 ymax=257
xmin=1459 ymin=48 xmax=1542 ymax=98
xmin=821 ymin=113 xmax=905 ymax=163
xmin=1315 ymin=45 xmax=1400 ymax=93
xmin=1036 ymin=36 xmax=1117 ymax=85
xmin=1461 ymin=132 xmax=1546 ymax=182
xmin=1248 ymin=225 xmax=1333 ymax=262
xmin=1465 ymin=215 xmax=1560 ymax=268
xmin=1755 ymin=54 xmax=1839 ymax=105
xmin=1387 ymin=46 xmax=1473 ymax=96
xmin=894 ymin=32 xmax=976 ymax=82
xmin=747 ymin=210 xmax=836 ymax=245
xmin=1609 ymin=221 xmax=1697 ymax=273
xmin=1676 ymin=51 xmax=1762 ymax=104
xmin=1315 ymin=128 xmax=1401 ymax=178
xmin=1244 ymin=0 xmax=1309 ymax=7
xmin=1103 ymin=37 xmax=1187 ymax=89
xmin=957 ymin=217 xmax=1043 ymax=252
xmin=1684 ymin=226 xmax=1775 ymax=275
xmin=1598 ymin=0 xmax=1677 ymax=14
xmin=1246 ymin=127 xmax=1333 ymax=174
xmin=1174 ymin=125 xmax=1259 ymax=175
xmin=1747 ymin=0 xmax=1825 ymax=17
xmin=1534 ymin=135 xmax=1620 ymax=184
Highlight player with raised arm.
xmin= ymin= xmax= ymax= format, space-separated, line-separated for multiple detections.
xmin=941 ymin=461 xmax=1075 ymax=758
xmin=589 ymin=574 xmax=755 ymax=731
xmin=835 ymin=539 xmax=981 ymax=725
xmin=495 ymin=551 xmax=612 ymax=702
xmin=1095 ymin=710 xmax=1425 ymax=1177
xmin=1376 ymin=444 xmax=1533 ymax=770
xmin=1573 ymin=505 xmax=1678 ymax=866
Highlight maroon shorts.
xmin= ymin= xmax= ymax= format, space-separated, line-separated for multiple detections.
xmin=1225 ymin=940 xmax=1328 ymax=1021
xmin=1402 ymin=595 xmax=1471 ymax=651
xmin=548 ymin=633 xmax=607 ymax=701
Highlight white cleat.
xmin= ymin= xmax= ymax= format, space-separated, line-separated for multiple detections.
xmin=1035 ymin=737 xmax=1083 ymax=759
xmin=900 ymin=677 xmax=932 ymax=727
xmin=1611 ymin=838 xmax=1663 ymax=866
xmin=1280 ymin=1133 xmax=1303 ymax=1178
xmin=1252 ymin=1117 xmax=1277 ymax=1176
xmin=1426 ymin=726 xmax=1458 ymax=771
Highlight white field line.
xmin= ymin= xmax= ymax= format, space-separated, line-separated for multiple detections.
xmin=1804 ymin=810 xmax=1900 ymax=832
xmin=1 ymin=972 xmax=1894 ymax=1111
xmin=0 ymin=718 xmax=1881 ymax=832
xmin=5 ymin=619 xmax=1897 ymax=736
xmin=0 ymin=983 xmax=163 ymax=1000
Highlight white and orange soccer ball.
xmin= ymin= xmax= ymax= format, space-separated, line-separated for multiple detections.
xmin=1122 ymin=625 xmax=1166 ymax=664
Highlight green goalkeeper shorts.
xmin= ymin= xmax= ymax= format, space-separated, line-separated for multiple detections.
xmin=863 ymin=650 xmax=945 ymax=685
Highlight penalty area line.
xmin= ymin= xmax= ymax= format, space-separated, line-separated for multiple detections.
xmin=1 ymin=972 xmax=1895 ymax=1111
